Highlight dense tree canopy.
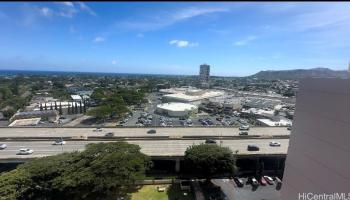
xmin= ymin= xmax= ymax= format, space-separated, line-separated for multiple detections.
xmin=184 ymin=144 xmax=237 ymax=178
xmin=88 ymin=88 xmax=146 ymax=121
xmin=0 ymin=142 xmax=151 ymax=200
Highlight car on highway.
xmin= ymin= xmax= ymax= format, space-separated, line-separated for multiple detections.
xmin=18 ymin=148 xmax=34 ymax=155
xmin=147 ymin=129 xmax=156 ymax=134
xmin=247 ymin=144 xmax=259 ymax=151
xmin=239 ymin=131 xmax=248 ymax=136
xmin=233 ymin=177 xmax=244 ymax=187
xmin=93 ymin=128 xmax=102 ymax=132
xmin=269 ymin=141 xmax=281 ymax=147
xmin=263 ymin=176 xmax=274 ymax=185
xmin=52 ymin=139 xmax=66 ymax=145
xmin=239 ymin=124 xmax=250 ymax=130
xmin=105 ymin=132 xmax=114 ymax=137
xmin=0 ymin=144 xmax=7 ymax=150
xmin=205 ymin=139 xmax=217 ymax=144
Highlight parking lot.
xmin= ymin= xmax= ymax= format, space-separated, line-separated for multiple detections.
xmin=211 ymin=177 xmax=282 ymax=200
xmin=120 ymin=93 xmax=252 ymax=127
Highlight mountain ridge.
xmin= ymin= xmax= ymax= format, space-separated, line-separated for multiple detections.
xmin=250 ymin=67 xmax=348 ymax=80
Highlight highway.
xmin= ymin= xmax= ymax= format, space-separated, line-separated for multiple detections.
xmin=0 ymin=139 xmax=289 ymax=160
xmin=0 ymin=127 xmax=290 ymax=138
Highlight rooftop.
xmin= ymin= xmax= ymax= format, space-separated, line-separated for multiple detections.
xmin=71 ymin=95 xmax=82 ymax=100
xmin=8 ymin=118 xmax=41 ymax=127
xmin=163 ymin=90 xmax=224 ymax=102
xmin=157 ymin=102 xmax=197 ymax=112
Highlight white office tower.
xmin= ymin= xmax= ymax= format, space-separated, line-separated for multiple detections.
xmin=199 ymin=64 xmax=210 ymax=88
xmin=281 ymin=78 xmax=350 ymax=200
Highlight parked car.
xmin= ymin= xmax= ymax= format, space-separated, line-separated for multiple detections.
xmin=260 ymin=177 xmax=267 ymax=185
xmin=275 ymin=177 xmax=282 ymax=190
xmin=0 ymin=144 xmax=7 ymax=150
xmin=269 ymin=141 xmax=281 ymax=147
xmin=239 ymin=124 xmax=250 ymax=130
xmin=205 ymin=139 xmax=217 ymax=144
xmin=239 ymin=131 xmax=248 ymax=136
xmin=233 ymin=177 xmax=244 ymax=187
xmin=263 ymin=176 xmax=274 ymax=185
xmin=287 ymin=126 xmax=292 ymax=130
xmin=247 ymin=145 xmax=259 ymax=151
xmin=18 ymin=148 xmax=34 ymax=155
xmin=249 ymin=177 xmax=259 ymax=186
xmin=105 ymin=132 xmax=114 ymax=137
xmin=52 ymin=139 xmax=66 ymax=145
xmin=147 ymin=129 xmax=156 ymax=134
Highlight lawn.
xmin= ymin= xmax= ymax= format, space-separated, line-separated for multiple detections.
xmin=131 ymin=184 xmax=194 ymax=200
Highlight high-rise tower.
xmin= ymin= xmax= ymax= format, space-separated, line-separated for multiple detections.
xmin=199 ymin=64 xmax=210 ymax=88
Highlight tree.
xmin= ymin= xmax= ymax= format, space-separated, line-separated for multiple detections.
xmin=184 ymin=144 xmax=237 ymax=178
xmin=0 ymin=142 xmax=151 ymax=200
xmin=58 ymin=102 xmax=63 ymax=115
xmin=86 ymin=105 xmax=112 ymax=121
xmin=2 ymin=108 xmax=16 ymax=119
xmin=79 ymin=101 xmax=83 ymax=114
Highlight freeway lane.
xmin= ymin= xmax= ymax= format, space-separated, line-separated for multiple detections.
xmin=0 ymin=139 xmax=289 ymax=159
xmin=0 ymin=127 xmax=290 ymax=138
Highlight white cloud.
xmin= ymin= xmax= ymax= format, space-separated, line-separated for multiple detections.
xmin=54 ymin=2 xmax=97 ymax=18
xmin=62 ymin=2 xmax=74 ymax=7
xmin=118 ymin=5 xmax=231 ymax=32
xmin=234 ymin=36 xmax=257 ymax=46
xmin=39 ymin=7 xmax=53 ymax=17
xmin=93 ymin=36 xmax=105 ymax=43
xmin=112 ymin=60 xmax=117 ymax=65
xmin=291 ymin=4 xmax=350 ymax=31
xmin=77 ymin=2 xmax=97 ymax=17
xmin=57 ymin=2 xmax=78 ymax=18
xmin=172 ymin=6 xmax=230 ymax=21
xmin=169 ymin=40 xmax=198 ymax=48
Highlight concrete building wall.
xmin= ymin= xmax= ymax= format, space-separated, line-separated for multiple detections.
xmin=281 ymin=78 xmax=350 ymax=200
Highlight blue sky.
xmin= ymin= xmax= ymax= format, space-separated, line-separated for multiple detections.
xmin=0 ymin=2 xmax=350 ymax=76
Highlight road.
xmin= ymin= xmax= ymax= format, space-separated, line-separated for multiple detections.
xmin=0 ymin=127 xmax=290 ymax=138
xmin=0 ymin=139 xmax=289 ymax=160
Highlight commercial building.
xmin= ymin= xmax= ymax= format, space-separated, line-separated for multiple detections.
xmin=199 ymin=63 xmax=210 ymax=88
xmin=281 ymin=78 xmax=350 ymax=199
xmin=160 ymin=87 xmax=224 ymax=105
xmin=37 ymin=101 xmax=86 ymax=115
xmin=71 ymin=95 xmax=82 ymax=102
xmin=156 ymin=102 xmax=198 ymax=117
xmin=200 ymin=95 xmax=243 ymax=114
xmin=257 ymin=118 xmax=292 ymax=127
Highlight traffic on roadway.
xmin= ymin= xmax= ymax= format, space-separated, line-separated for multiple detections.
xmin=0 ymin=127 xmax=291 ymax=139
xmin=0 ymin=139 xmax=289 ymax=160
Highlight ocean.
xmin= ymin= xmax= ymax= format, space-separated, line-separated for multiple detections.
xmin=0 ymin=69 xmax=187 ymax=77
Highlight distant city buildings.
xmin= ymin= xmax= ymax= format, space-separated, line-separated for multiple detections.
xmin=199 ymin=63 xmax=210 ymax=88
